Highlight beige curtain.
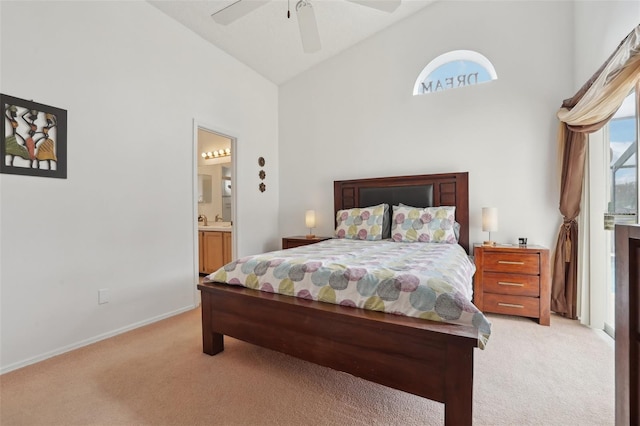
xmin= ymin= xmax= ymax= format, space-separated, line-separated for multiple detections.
xmin=552 ymin=25 xmax=640 ymax=319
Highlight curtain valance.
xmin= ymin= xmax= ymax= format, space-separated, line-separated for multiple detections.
xmin=552 ymin=25 xmax=640 ymax=318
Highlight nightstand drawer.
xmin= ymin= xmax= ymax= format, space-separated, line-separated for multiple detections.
xmin=282 ymin=236 xmax=332 ymax=249
xmin=483 ymin=272 xmax=540 ymax=297
xmin=484 ymin=293 xmax=540 ymax=318
xmin=284 ymin=239 xmax=317 ymax=249
xmin=483 ymin=252 xmax=540 ymax=275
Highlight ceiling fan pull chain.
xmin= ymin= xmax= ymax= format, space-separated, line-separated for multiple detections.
xmin=287 ymin=0 xmax=290 ymax=18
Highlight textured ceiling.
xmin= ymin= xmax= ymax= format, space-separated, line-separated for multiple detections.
xmin=149 ymin=0 xmax=436 ymax=85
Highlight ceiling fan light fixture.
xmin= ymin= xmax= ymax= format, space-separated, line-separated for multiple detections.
xmin=296 ymin=0 xmax=321 ymax=53
xmin=209 ymin=0 xmax=402 ymax=55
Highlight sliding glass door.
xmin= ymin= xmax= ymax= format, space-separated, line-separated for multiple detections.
xmin=605 ymin=90 xmax=638 ymax=335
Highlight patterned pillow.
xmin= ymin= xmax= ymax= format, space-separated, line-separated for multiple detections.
xmin=391 ymin=205 xmax=457 ymax=243
xmin=397 ymin=203 xmax=460 ymax=240
xmin=335 ymin=204 xmax=388 ymax=240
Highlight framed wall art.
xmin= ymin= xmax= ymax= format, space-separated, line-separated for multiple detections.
xmin=1 ymin=93 xmax=67 ymax=179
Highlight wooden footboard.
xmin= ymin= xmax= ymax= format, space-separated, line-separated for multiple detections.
xmin=198 ymin=281 xmax=478 ymax=426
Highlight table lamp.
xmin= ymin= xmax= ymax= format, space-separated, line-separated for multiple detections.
xmin=482 ymin=207 xmax=498 ymax=246
xmin=305 ymin=210 xmax=316 ymax=239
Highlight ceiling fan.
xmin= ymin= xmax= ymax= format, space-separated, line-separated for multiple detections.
xmin=211 ymin=0 xmax=401 ymax=53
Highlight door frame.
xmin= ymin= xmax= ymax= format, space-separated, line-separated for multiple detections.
xmin=585 ymin=129 xmax=609 ymax=331
xmin=586 ymin=90 xmax=640 ymax=335
xmin=192 ymin=119 xmax=238 ymax=306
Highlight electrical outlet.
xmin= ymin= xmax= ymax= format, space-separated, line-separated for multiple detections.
xmin=98 ymin=288 xmax=109 ymax=304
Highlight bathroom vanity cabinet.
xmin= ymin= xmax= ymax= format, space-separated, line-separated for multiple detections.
xmin=199 ymin=230 xmax=232 ymax=274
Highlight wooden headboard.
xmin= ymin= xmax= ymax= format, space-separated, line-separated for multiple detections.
xmin=334 ymin=172 xmax=470 ymax=253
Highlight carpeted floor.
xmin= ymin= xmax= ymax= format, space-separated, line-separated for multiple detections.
xmin=0 ymin=308 xmax=614 ymax=425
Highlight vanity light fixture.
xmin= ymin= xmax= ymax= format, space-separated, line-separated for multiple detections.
xmin=202 ymin=148 xmax=231 ymax=160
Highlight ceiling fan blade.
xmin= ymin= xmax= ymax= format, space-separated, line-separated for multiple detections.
xmin=347 ymin=0 xmax=401 ymax=13
xmin=296 ymin=1 xmax=321 ymax=53
xmin=211 ymin=0 xmax=270 ymax=25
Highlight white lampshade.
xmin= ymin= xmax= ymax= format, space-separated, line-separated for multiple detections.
xmin=305 ymin=210 xmax=316 ymax=228
xmin=482 ymin=207 xmax=498 ymax=232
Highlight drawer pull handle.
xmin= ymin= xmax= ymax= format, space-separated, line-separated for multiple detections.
xmin=498 ymin=302 xmax=524 ymax=309
xmin=498 ymin=261 xmax=525 ymax=265
xmin=498 ymin=281 xmax=524 ymax=287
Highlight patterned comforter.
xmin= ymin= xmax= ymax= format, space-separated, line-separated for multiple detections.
xmin=205 ymin=238 xmax=491 ymax=348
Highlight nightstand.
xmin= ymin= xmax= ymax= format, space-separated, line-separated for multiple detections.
xmin=282 ymin=235 xmax=333 ymax=249
xmin=473 ymin=243 xmax=550 ymax=325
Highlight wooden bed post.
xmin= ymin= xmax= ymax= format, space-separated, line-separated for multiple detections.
xmin=200 ymin=290 xmax=224 ymax=355
xmin=615 ymin=224 xmax=640 ymax=425
xmin=444 ymin=342 xmax=474 ymax=426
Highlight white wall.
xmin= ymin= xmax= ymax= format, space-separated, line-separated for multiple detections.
xmin=279 ymin=1 xmax=574 ymax=250
xmin=0 ymin=1 xmax=279 ymax=372
xmin=574 ymin=1 xmax=640 ymax=90
xmin=2 ymin=0 xmax=635 ymax=374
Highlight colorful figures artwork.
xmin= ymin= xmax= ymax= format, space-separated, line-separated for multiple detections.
xmin=4 ymin=104 xmax=57 ymax=169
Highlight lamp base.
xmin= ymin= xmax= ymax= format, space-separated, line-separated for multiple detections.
xmin=483 ymin=240 xmax=496 ymax=246
xmin=305 ymin=234 xmax=316 ymax=239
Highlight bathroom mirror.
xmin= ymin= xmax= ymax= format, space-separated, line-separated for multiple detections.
xmin=198 ymin=174 xmax=212 ymax=203
xmin=221 ymin=166 xmax=232 ymax=221
xmin=197 ymin=163 xmax=232 ymax=220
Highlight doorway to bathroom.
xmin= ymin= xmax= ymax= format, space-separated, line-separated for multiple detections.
xmin=197 ymin=128 xmax=233 ymax=224
xmin=193 ymin=121 xmax=237 ymax=296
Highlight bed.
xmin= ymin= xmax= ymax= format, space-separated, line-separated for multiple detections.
xmin=198 ymin=172 xmax=487 ymax=425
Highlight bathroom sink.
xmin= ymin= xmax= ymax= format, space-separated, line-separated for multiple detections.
xmin=199 ymin=223 xmax=232 ymax=231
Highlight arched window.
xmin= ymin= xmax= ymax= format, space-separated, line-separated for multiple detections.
xmin=413 ymin=50 xmax=498 ymax=95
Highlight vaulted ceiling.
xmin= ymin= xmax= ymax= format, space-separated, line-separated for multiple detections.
xmin=149 ymin=0 xmax=437 ymax=85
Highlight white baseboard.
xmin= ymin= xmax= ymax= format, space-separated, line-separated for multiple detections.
xmin=603 ymin=322 xmax=615 ymax=340
xmin=0 ymin=304 xmax=196 ymax=375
